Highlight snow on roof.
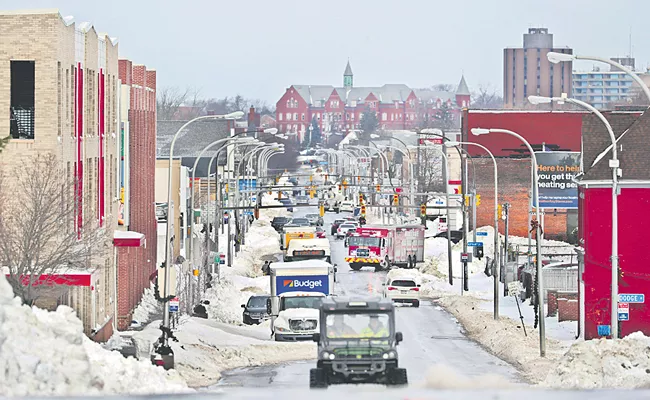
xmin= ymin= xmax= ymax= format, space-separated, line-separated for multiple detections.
xmin=113 ymin=230 xmax=144 ymax=239
xmin=270 ymin=260 xmax=332 ymax=269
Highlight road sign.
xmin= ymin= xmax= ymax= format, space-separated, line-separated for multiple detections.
xmin=169 ymin=298 xmax=179 ymax=313
xmin=419 ymin=138 xmax=443 ymax=145
xmin=244 ymin=211 xmax=254 ymax=216
xmin=507 ymin=281 xmax=523 ymax=297
xmin=460 ymin=253 xmax=469 ymax=262
xmin=476 ymin=232 xmax=488 ymax=237
xmin=618 ymin=302 xmax=630 ymax=321
xmin=597 ymin=325 xmax=611 ymax=337
xmin=618 ymin=294 xmax=645 ymax=303
xmin=468 ymin=242 xmax=483 ymax=247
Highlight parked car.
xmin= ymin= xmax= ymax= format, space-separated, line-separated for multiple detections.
xmin=383 ymin=276 xmax=420 ymax=307
xmin=295 ymin=195 xmax=310 ymax=205
xmin=331 ymin=219 xmax=347 ymax=235
xmin=271 ymin=216 xmax=291 ymax=232
xmin=434 ymin=230 xmax=463 ymax=244
xmin=279 ymin=198 xmax=294 ymax=212
xmin=336 ymin=223 xmax=357 ymax=239
xmin=305 ymin=213 xmax=324 ymax=226
xmin=340 ymin=200 xmax=355 ymax=212
xmin=289 ymin=217 xmax=311 ymax=227
xmin=241 ymin=295 xmax=271 ymax=325
xmin=315 ymin=226 xmax=326 ymax=238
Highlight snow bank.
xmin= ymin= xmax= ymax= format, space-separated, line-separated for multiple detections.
xmin=131 ymin=284 xmax=161 ymax=325
xmin=204 ymin=274 xmax=267 ymax=325
xmin=423 ymin=364 xmax=516 ymax=389
xmin=132 ymin=317 xmax=315 ymax=387
xmin=437 ymin=295 xmax=565 ymax=383
xmin=543 ymin=332 xmax=650 ymax=389
xmin=0 ymin=274 xmax=190 ymax=396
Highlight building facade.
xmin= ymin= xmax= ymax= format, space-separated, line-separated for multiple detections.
xmin=572 ymin=57 xmax=636 ymax=109
xmin=114 ymin=60 xmax=157 ymax=330
xmin=503 ymin=28 xmax=573 ymax=108
xmin=275 ymin=61 xmax=470 ymax=142
xmin=0 ymin=10 xmax=120 ymax=338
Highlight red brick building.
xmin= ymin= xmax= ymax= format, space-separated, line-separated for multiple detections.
xmin=461 ymin=110 xmax=585 ymax=240
xmin=578 ymin=110 xmax=648 ymax=340
xmin=113 ymin=60 xmax=157 ymax=330
xmin=276 ymin=61 xmax=470 ymax=142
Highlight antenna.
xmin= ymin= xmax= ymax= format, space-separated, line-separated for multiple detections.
xmin=629 ymin=26 xmax=632 ymax=58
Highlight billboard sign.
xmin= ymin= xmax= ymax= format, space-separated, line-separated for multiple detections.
xmin=534 ymin=152 xmax=581 ymax=209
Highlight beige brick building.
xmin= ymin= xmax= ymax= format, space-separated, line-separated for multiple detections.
xmin=0 ymin=9 xmax=120 ymax=339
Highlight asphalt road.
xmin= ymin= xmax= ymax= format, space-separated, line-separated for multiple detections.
xmin=211 ymin=205 xmax=523 ymax=391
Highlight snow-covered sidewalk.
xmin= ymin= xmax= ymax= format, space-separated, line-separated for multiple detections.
xmin=0 ymin=274 xmax=190 ymax=397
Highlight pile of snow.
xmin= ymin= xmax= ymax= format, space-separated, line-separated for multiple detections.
xmin=0 ymin=274 xmax=189 ymax=396
xmin=204 ymin=273 xmax=269 ymax=325
xmin=131 ymin=285 xmax=161 ymax=325
xmin=543 ymin=332 xmax=650 ymax=389
xmin=423 ymin=364 xmax=516 ymax=389
xmin=132 ymin=317 xmax=315 ymax=387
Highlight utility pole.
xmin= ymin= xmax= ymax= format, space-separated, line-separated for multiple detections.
xmin=472 ymin=188 xmax=477 ymax=243
xmin=461 ymin=155 xmax=469 ymax=293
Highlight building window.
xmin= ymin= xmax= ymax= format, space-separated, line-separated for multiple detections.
xmin=10 ymin=60 xmax=36 ymax=139
xmin=293 ymin=113 xmax=298 ymax=121
xmin=301 ymin=113 xmax=305 ymax=120
xmin=350 ymin=114 xmax=354 ymax=121
xmin=382 ymin=113 xmax=387 ymax=121
xmin=278 ymin=113 xmax=283 ymax=121
xmin=286 ymin=112 xmax=291 ymax=120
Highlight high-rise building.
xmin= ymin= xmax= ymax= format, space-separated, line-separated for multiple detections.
xmin=503 ymin=28 xmax=573 ymax=108
xmin=572 ymin=58 xmax=636 ymax=109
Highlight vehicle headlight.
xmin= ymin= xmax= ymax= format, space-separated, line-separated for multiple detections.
xmin=329 ymin=353 xmax=336 ymax=360
xmin=382 ymin=351 xmax=397 ymax=359
xmin=275 ymin=326 xmax=288 ymax=332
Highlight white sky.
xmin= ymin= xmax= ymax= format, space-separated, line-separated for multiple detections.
xmin=4 ymin=0 xmax=649 ymax=103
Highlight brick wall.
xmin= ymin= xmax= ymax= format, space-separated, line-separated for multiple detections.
xmin=115 ymin=61 xmax=157 ymax=331
xmin=471 ymin=157 xmax=569 ymax=239
xmin=558 ymin=298 xmax=579 ymax=322
xmin=547 ymin=290 xmax=558 ymax=317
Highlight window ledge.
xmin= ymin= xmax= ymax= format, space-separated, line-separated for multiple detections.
xmin=9 ymin=139 xmax=35 ymax=144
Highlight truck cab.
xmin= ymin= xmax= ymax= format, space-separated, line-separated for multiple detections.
xmin=284 ymin=238 xmax=331 ymax=264
xmin=345 ymin=225 xmax=424 ymax=270
xmin=344 ymin=228 xmax=387 ymax=272
xmin=310 ymin=297 xmax=407 ymax=388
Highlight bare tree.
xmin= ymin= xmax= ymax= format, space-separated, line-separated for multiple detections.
xmin=157 ymin=86 xmax=189 ymax=120
xmin=471 ymin=85 xmax=504 ymax=109
xmin=417 ymin=148 xmax=445 ymax=195
xmin=431 ymin=84 xmax=455 ymax=92
xmin=0 ymin=155 xmax=106 ymax=305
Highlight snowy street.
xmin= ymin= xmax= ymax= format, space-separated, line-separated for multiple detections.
xmin=213 ymin=206 xmax=523 ymax=390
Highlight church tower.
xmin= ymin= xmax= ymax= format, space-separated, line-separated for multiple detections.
xmin=344 ymin=60 xmax=353 ymax=89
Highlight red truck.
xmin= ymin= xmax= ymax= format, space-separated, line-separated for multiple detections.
xmin=344 ymin=225 xmax=425 ymax=271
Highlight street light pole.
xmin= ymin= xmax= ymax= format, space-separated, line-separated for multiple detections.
xmin=472 ymin=127 xmax=545 ymax=356
xmin=447 ymin=141 xmax=500 ymax=319
xmin=529 ymin=94 xmax=620 ymax=339
xmin=159 ymin=111 xmax=243 ymax=363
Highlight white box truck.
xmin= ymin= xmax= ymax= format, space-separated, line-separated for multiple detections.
xmin=268 ymin=260 xmax=335 ymax=341
xmin=284 ymin=238 xmax=331 ymax=263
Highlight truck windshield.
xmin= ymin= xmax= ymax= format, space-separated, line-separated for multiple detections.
xmin=325 ymin=313 xmax=390 ymax=339
xmin=348 ymin=236 xmax=381 ymax=247
xmin=282 ymin=296 xmax=322 ymax=310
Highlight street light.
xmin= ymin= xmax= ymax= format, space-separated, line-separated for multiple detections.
xmin=160 ymin=111 xmax=243 ymax=364
xmin=547 ymin=52 xmax=650 ymax=103
xmin=446 ymin=140 xmax=500 ymax=319
xmin=472 ymin=127 xmax=546 ymax=356
xmin=529 ymin=94 xmax=620 ymax=339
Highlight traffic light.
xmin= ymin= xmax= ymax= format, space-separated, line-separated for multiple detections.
xmin=310 ymin=175 xmax=313 ymax=182
xmin=474 ymin=244 xmax=484 ymax=260
xmin=319 ymin=203 xmax=325 ymax=217
xmin=225 ymin=183 xmax=229 ymax=193
xmin=376 ymin=184 xmax=381 ymax=192
xmin=361 ymin=205 xmax=366 ymax=216
xmin=465 ymin=195 xmax=470 ymax=207
xmin=498 ymin=204 xmax=503 ymax=219
xmin=359 ymin=193 xmax=364 ymax=205
xmin=325 ymin=174 xmax=328 ymax=181
xmin=254 ymin=207 xmax=259 ymax=220
xmin=278 ymin=191 xmax=282 ymax=199
xmin=420 ymin=203 xmax=427 ymax=217
xmin=476 ymin=194 xmax=481 ymax=206
xmin=393 ymin=194 xmax=399 ymax=205
xmin=338 ymin=184 xmax=342 ymax=191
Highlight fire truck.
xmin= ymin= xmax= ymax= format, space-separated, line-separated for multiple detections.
xmin=344 ymin=225 xmax=425 ymax=271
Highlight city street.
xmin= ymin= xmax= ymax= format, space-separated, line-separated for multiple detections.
xmin=213 ymin=205 xmax=522 ymax=390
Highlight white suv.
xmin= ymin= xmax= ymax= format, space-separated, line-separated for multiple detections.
xmin=340 ymin=200 xmax=355 ymax=212
xmin=383 ymin=276 xmax=421 ymax=307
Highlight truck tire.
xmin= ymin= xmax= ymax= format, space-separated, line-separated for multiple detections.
xmin=387 ymin=367 xmax=408 ymax=386
xmin=350 ymin=263 xmax=362 ymax=271
xmin=309 ymin=368 xmax=328 ymax=388
xmin=412 ymin=300 xmax=420 ymax=308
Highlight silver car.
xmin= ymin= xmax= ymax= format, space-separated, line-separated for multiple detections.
xmin=305 ymin=213 xmax=324 ymax=226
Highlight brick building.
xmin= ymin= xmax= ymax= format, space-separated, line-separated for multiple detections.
xmin=113 ymin=60 xmax=157 ymax=330
xmin=0 ymin=10 xmax=120 ymax=338
xmin=275 ymin=61 xmax=470 ymax=142
xmin=461 ymin=110 xmax=585 ymax=240
xmin=577 ymin=109 xmax=650 ymax=339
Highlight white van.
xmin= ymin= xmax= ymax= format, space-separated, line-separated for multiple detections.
xmin=340 ymin=200 xmax=355 ymax=212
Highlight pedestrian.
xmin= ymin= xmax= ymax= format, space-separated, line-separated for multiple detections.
xmin=261 ymin=260 xmax=271 ymax=276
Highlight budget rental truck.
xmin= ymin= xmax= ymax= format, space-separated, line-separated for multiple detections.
xmin=268 ymin=260 xmax=336 ymax=341
xmin=344 ymin=225 xmax=425 ymax=271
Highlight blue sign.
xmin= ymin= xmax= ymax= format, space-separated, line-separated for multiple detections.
xmin=468 ymin=242 xmax=483 ymax=247
xmin=597 ymin=325 xmax=611 ymax=336
xmin=619 ymin=312 xmax=629 ymax=321
xmin=244 ymin=211 xmax=254 ymax=216
xmin=276 ymin=275 xmax=329 ymax=295
xmin=238 ymin=178 xmax=257 ymax=192
xmin=220 ymin=259 xmax=225 ymax=265
xmin=619 ymin=294 xmax=645 ymax=303
xmin=169 ymin=304 xmax=179 ymax=313
xmin=319 ymin=161 xmax=328 ymax=165
xmin=476 ymin=232 xmax=488 ymax=236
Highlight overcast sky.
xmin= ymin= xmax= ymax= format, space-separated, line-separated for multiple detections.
xmin=4 ymin=0 xmax=650 ymax=104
